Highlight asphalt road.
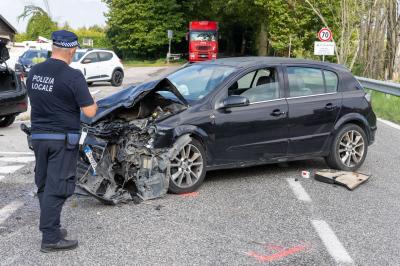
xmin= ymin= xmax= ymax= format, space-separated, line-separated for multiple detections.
xmin=1 ymin=67 xmax=400 ymax=265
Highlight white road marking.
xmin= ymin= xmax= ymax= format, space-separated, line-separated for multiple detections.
xmin=0 ymin=175 xmax=4 ymax=181
xmin=286 ymin=178 xmax=312 ymax=202
xmin=0 ymin=151 xmax=34 ymax=155
xmin=378 ymin=118 xmax=400 ymax=131
xmin=0 ymin=157 xmax=35 ymax=163
xmin=311 ymin=220 xmax=354 ymax=264
xmin=0 ymin=201 xmax=24 ymax=225
xmin=0 ymin=165 xmax=24 ymax=174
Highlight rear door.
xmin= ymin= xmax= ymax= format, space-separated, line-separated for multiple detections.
xmin=213 ymin=66 xmax=289 ymax=165
xmin=97 ymin=52 xmax=114 ymax=80
xmin=284 ymin=66 xmax=342 ymax=156
xmin=81 ymin=52 xmax=100 ymax=80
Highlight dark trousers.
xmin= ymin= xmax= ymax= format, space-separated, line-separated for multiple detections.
xmin=32 ymin=140 xmax=78 ymax=244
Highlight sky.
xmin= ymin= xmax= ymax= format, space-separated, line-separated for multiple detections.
xmin=0 ymin=0 xmax=108 ymax=32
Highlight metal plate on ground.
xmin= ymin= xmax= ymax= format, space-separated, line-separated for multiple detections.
xmin=314 ymin=169 xmax=370 ymax=190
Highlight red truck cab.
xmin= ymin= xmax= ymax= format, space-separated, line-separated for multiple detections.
xmin=188 ymin=21 xmax=218 ymax=62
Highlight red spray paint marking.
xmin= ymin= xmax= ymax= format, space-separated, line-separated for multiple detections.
xmin=180 ymin=192 xmax=199 ymax=197
xmin=265 ymin=244 xmax=285 ymax=251
xmin=246 ymin=245 xmax=307 ymax=263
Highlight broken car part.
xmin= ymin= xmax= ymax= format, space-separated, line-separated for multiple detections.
xmin=314 ymin=169 xmax=370 ymax=190
xmin=77 ymin=79 xmax=190 ymax=204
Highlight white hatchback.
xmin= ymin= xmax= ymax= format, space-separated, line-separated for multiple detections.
xmin=70 ymin=49 xmax=124 ymax=87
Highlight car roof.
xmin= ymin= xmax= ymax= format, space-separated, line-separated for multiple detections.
xmin=24 ymin=49 xmax=49 ymax=52
xmin=77 ymin=49 xmax=115 ymax=53
xmin=199 ymin=56 xmax=348 ymax=72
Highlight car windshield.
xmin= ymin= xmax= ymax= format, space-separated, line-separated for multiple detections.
xmin=166 ymin=64 xmax=236 ymax=102
xmin=190 ymin=31 xmax=217 ymax=41
xmin=73 ymin=51 xmax=86 ymax=62
xmin=22 ymin=51 xmax=48 ymax=59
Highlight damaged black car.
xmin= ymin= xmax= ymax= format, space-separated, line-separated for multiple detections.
xmin=0 ymin=36 xmax=27 ymax=127
xmin=78 ymin=57 xmax=376 ymax=204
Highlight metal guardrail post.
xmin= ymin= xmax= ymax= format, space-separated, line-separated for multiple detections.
xmin=356 ymin=76 xmax=400 ymax=97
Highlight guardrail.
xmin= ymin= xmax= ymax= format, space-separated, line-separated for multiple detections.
xmin=356 ymin=76 xmax=400 ymax=96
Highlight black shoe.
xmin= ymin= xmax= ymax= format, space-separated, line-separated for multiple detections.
xmin=60 ymin=228 xmax=67 ymax=238
xmin=40 ymin=239 xmax=78 ymax=253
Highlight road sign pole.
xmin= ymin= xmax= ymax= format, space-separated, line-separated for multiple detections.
xmin=166 ymin=30 xmax=173 ymax=64
xmin=167 ymin=38 xmax=172 ymax=64
xmin=322 ymin=55 xmax=325 ymax=62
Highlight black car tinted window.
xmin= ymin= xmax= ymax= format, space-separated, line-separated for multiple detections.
xmin=99 ymin=52 xmax=113 ymax=61
xmin=288 ymin=67 xmax=325 ymax=97
xmin=237 ymin=72 xmax=255 ymax=89
xmin=83 ymin=52 xmax=99 ymax=63
xmin=230 ymin=67 xmax=280 ymax=103
xmin=324 ymin=70 xmax=338 ymax=93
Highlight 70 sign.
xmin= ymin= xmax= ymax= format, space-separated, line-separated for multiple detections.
xmin=318 ymin=28 xmax=333 ymax=42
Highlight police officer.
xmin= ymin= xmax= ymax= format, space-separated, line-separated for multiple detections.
xmin=26 ymin=30 xmax=97 ymax=252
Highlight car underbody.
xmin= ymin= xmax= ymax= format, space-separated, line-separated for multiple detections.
xmin=77 ymin=88 xmax=189 ymax=205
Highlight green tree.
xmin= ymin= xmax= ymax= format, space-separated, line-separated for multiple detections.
xmin=18 ymin=5 xmax=57 ymax=40
xmin=74 ymin=26 xmax=110 ymax=48
xmin=104 ymin=0 xmax=185 ymax=58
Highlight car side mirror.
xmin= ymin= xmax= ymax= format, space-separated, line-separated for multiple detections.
xmin=221 ymin=95 xmax=249 ymax=109
xmin=82 ymin=58 xmax=92 ymax=64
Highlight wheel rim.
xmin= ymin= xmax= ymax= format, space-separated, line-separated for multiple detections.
xmin=338 ymin=130 xmax=365 ymax=167
xmin=170 ymin=144 xmax=203 ymax=188
xmin=114 ymin=71 xmax=122 ymax=84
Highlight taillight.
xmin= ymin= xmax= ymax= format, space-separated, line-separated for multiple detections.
xmin=17 ymin=102 xmax=27 ymax=109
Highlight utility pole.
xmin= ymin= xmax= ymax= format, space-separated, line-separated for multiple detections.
xmin=288 ymin=35 xmax=292 ymax=58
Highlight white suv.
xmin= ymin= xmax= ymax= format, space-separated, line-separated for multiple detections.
xmin=70 ymin=49 xmax=124 ymax=86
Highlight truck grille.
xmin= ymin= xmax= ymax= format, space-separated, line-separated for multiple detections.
xmin=197 ymin=45 xmax=212 ymax=51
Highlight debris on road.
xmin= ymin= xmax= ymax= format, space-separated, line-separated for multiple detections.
xmin=301 ymin=170 xmax=310 ymax=179
xmin=314 ymin=169 xmax=370 ymax=190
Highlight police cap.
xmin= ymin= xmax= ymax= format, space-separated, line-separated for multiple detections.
xmin=51 ymin=30 xmax=80 ymax=48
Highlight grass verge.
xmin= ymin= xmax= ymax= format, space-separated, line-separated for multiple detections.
xmin=123 ymin=58 xmax=187 ymax=67
xmin=368 ymin=90 xmax=400 ymax=124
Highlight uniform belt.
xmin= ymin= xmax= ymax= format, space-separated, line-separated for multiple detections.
xmin=31 ymin=133 xmax=66 ymax=140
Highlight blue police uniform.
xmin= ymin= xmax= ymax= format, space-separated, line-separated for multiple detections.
xmin=26 ymin=31 xmax=94 ymax=245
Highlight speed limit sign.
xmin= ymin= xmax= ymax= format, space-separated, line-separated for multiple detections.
xmin=318 ymin=28 xmax=333 ymax=42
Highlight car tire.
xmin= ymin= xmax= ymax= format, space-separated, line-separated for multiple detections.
xmin=325 ymin=123 xmax=368 ymax=171
xmin=0 ymin=115 xmax=16 ymax=128
xmin=110 ymin=70 xmax=123 ymax=87
xmin=168 ymin=138 xmax=206 ymax=194
xmin=87 ymin=82 xmax=93 ymax=86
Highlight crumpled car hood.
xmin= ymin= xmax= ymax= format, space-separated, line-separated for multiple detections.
xmin=81 ymin=78 xmax=188 ymax=125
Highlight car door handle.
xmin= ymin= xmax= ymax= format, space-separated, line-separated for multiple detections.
xmin=325 ymin=103 xmax=337 ymax=110
xmin=271 ymin=109 xmax=286 ymax=117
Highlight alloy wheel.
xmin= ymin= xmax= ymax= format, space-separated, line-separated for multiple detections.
xmin=114 ymin=71 xmax=123 ymax=85
xmin=338 ymin=130 xmax=365 ymax=167
xmin=170 ymin=143 xmax=204 ymax=188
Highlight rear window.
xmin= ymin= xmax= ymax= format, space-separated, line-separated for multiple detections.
xmin=324 ymin=70 xmax=338 ymax=93
xmin=287 ymin=67 xmax=338 ymax=97
xmin=99 ymin=52 xmax=113 ymax=61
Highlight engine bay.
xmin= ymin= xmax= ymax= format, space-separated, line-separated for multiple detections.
xmin=77 ymin=91 xmax=189 ymax=204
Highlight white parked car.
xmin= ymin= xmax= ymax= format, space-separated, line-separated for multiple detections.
xmin=70 ymin=49 xmax=124 ymax=86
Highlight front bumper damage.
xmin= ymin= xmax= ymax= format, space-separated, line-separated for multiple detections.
xmin=77 ymin=133 xmax=191 ymax=205
xmin=76 ymin=80 xmax=189 ymax=205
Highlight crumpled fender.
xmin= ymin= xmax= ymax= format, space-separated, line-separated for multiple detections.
xmin=153 ymin=124 xmax=209 ymax=149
